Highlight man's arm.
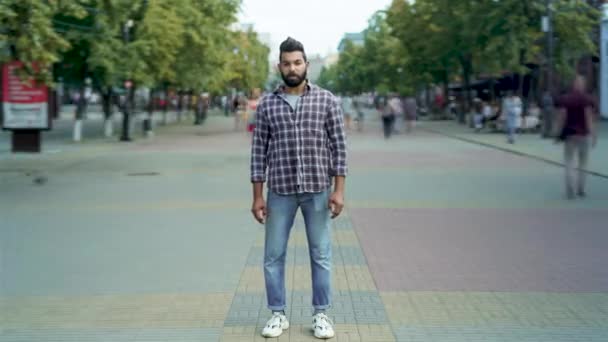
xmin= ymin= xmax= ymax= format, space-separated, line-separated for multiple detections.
xmin=252 ymin=181 xmax=266 ymax=224
xmin=326 ymin=96 xmax=348 ymax=218
xmin=329 ymin=176 xmax=345 ymax=218
xmin=554 ymin=108 xmax=566 ymax=140
xmin=250 ymin=102 xmax=270 ymax=223
xmin=585 ymin=105 xmax=597 ymax=147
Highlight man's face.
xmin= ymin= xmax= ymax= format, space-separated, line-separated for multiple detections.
xmin=278 ymin=51 xmax=308 ymax=88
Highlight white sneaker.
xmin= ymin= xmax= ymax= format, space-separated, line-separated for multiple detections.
xmin=312 ymin=313 xmax=335 ymax=339
xmin=261 ymin=312 xmax=289 ymax=338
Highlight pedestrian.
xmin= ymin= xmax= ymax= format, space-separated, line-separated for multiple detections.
xmin=383 ymin=94 xmax=402 ymax=138
xmin=472 ymin=98 xmax=484 ymax=132
xmin=354 ymin=98 xmax=365 ymax=132
xmin=378 ymin=97 xmax=393 ymax=139
xmin=234 ymin=93 xmax=246 ymax=131
xmin=340 ymin=95 xmax=354 ymax=130
xmin=246 ymin=88 xmax=261 ymax=133
xmin=194 ymin=92 xmax=209 ymax=125
xmin=554 ymin=75 xmax=597 ymax=199
xmin=502 ymin=91 xmax=522 ymax=144
xmin=250 ymin=37 xmax=347 ymax=339
xmin=403 ymin=95 xmax=417 ymax=133
xmin=222 ymin=95 xmax=229 ymax=116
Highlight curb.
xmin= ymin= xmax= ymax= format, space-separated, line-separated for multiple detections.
xmin=421 ymin=126 xmax=608 ymax=180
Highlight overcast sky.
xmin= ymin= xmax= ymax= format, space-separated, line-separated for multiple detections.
xmin=237 ymin=0 xmax=393 ymax=59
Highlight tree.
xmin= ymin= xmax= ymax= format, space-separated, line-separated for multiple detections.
xmin=0 ymin=0 xmax=86 ymax=83
xmin=386 ymin=0 xmax=599 ymax=114
xmin=223 ymin=29 xmax=270 ymax=94
xmin=173 ymin=0 xmax=241 ymax=94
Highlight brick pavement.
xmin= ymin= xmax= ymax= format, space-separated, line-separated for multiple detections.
xmin=1 ymin=116 xmax=607 ymax=341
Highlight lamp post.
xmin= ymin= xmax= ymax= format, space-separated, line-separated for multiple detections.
xmin=120 ymin=19 xmax=134 ymax=142
xmin=543 ymin=0 xmax=554 ymax=94
xmin=541 ymin=0 xmax=555 ymax=137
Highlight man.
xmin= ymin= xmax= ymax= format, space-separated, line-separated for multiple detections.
xmin=383 ymin=94 xmax=402 ymax=138
xmin=340 ymin=95 xmax=353 ymax=130
xmin=250 ymin=37 xmax=347 ymax=339
xmin=555 ymin=76 xmax=597 ymax=199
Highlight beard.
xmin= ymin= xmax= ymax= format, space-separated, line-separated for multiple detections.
xmin=281 ymin=70 xmax=307 ymax=88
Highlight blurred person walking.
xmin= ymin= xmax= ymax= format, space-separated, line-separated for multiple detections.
xmin=555 ymin=76 xmax=598 ymax=199
xmin=403 ymin=95 xmax=417 ymax=133
xmin=380 ymin=94 xmax=401 ymax=139
xmin=340 ymin=95 xmax=354 ymax=130
xmin=354 ymin=98 xmax=365 ymax=132
xmin=194 ymin=92 xmax=209 ymax=125
xmin=246 ymin=88 xmax=261 ymax=133
xmin=502 ymin=91 xmax=522 ymax=144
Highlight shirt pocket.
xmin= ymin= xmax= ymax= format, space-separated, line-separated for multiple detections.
xmin=301 ymin=111 xmax=325 ymax=131
xmin=304 ymin=127 xmax=327 ymax=150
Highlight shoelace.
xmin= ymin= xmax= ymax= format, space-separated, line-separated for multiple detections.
xmin=267 ymin=313 xmax=283 ymax=329
xmin=314 ymin=314 xmax=334 ymax=328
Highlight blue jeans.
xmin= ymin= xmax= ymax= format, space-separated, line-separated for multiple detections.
xmin=264 ymin=190 xmax=332 ymax=311
xmin=506 ymin=116 xmax=516 ymax=143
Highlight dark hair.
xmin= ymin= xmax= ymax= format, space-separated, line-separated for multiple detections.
xmin=279 ymin=37 xmax=307 ymax=62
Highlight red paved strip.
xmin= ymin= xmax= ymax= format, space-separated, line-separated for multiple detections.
xmin=350 ymin=208 xmax=608 ymax=292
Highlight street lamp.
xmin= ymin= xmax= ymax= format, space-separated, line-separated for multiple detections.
xmin=542 ymin=0 xmax=554 ymax=94
xmin=120 ymin=19 xmax=134 ymax=142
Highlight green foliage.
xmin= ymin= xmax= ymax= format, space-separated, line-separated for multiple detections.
xmin=2 ymin=0 xmax=270 ymax=93
xmin=222 ymin=29 xmax=270 ymax=93
xmin=0 ymin=0 xmax=87 ymax=83
xmin=322 ymin=0 xmax=599 ymax=97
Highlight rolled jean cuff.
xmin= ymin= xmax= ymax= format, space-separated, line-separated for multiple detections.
xmin=268 ymin=305 xmax=286 ymax=311
xmin=313 ymin=304 xmax=331 ymax=310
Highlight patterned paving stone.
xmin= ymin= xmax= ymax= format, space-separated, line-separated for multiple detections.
xmin=382 ymin=291 xmax=608 ymax=328
xmin=393 ymin=326 xmax=608 ymax=342
xmin=223 ymin=293 xmax=267 ymax=326
xmin=0 ymin=328 xmax=221 ymax=342
xmin=0 ymin=294 xmax=232 ymax=329
xmin=351 ymin=208 xmax=608 ymax=292
xmin=289 ymin=290 xmax=355 ymax=325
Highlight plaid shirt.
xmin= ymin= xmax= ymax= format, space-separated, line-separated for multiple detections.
xmin=250 ymin=82 xmax=348 ymax=195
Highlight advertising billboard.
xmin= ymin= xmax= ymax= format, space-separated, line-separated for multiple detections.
xmin=2 ymin=61 xmax=50 ymax=130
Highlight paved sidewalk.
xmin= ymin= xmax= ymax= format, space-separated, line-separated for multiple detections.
xmin=1 ymin=115 xmax=607 ymax=341
xmin=420 ymin=119 xmax=608 ymax=177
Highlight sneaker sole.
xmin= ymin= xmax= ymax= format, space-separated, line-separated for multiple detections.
xmin=313 ymin=331 xmax=335 ymax=339
xmin=261 ymin=322 xmax=289 ymax=338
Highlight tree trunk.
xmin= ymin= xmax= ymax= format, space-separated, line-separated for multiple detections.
xmin=460 ymin=55 xmax=473 ymax=123
xmin=442 ymin=69 xmax=449 ymax=119
xmin=73 ymin=85 xmax=86 ymax=142
xmin=162 ymin=84 xmax=169 ymax=125
xmin=144 ymin=88 xmax=154 ymax=137
xmin=177 ymin=91 xmax=183 ymax=122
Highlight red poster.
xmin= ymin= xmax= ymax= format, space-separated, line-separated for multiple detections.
xmin=2 ymin=61 xmax=49 ymax=130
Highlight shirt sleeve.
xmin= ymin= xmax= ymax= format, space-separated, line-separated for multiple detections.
xmin=326 ymin=96 xmax=348 ymax=177
xmin=250 ymin=101 xmax=270 ymax=182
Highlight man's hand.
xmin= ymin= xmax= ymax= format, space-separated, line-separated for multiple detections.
xmin=328 ymin=191 xmax=344 ymax=219
xmin=251 ymin=197 xmax=266 ymax=224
